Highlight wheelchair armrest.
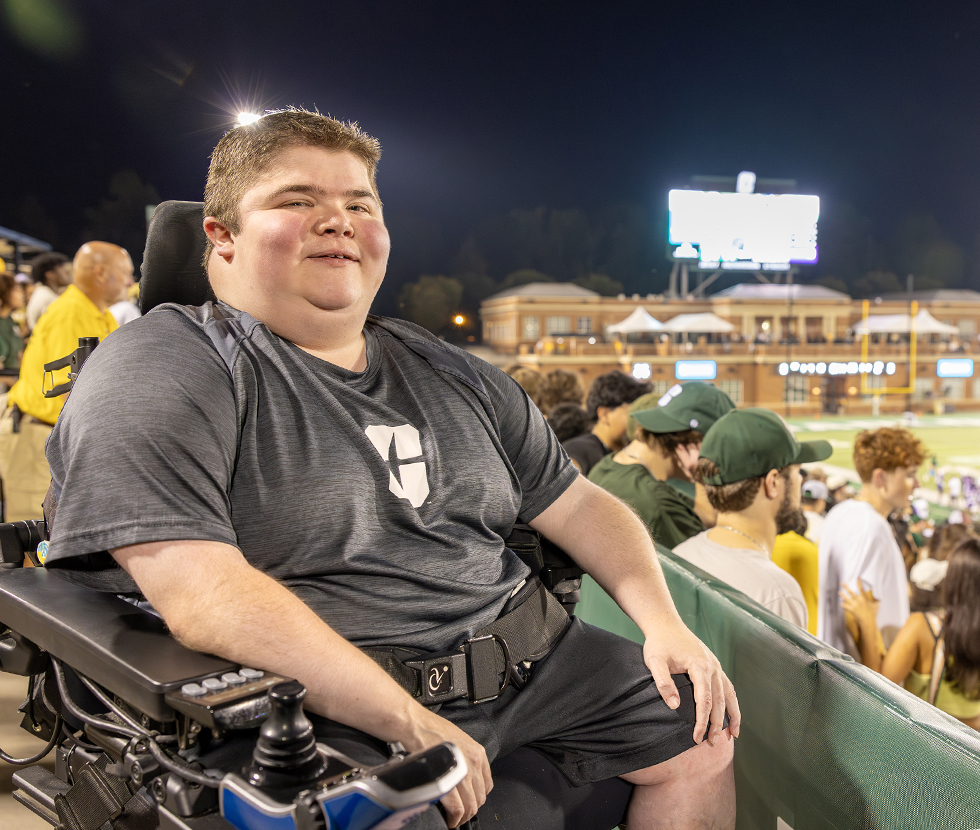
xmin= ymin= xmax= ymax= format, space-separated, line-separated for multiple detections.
xmin=0 ymin=568 xmax=236 ymax=721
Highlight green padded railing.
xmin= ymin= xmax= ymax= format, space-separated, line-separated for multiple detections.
xmin=577 ymin=549 xmax=980 ymax=830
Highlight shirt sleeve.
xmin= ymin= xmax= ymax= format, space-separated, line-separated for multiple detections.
xmin=475 ymin=362 xmax=578 ymax=522
xmin=650 ymin=487 xmax=703 ymax=549
xmin=44 ymin=308 xmax=240 ymax=571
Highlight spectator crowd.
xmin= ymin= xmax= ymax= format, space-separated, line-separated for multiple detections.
xmin=0 ymin=244 xmax=140 ymax=520
xmin=512 ymin=365 xmax=980 ymax=731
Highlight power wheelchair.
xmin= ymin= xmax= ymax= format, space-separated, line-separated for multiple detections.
xmin=0 ymin=202 xmax=633 ymax=830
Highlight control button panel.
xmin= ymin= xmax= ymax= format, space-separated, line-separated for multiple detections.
xmin=165 ymin=669 xmax=288 ymax=729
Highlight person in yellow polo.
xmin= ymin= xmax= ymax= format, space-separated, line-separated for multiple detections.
xmin=0 ymin=242 xmax=132 ymax=520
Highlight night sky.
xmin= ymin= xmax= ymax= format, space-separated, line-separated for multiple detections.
xmin=3 ymin=0 xmax=980 ymax=300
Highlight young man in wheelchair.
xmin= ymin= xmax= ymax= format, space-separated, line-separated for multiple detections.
xmin=42 ymin=109 xmax=738 ymax=829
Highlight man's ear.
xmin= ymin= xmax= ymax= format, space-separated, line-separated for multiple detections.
xmin=764 ymin=468 xmax=782 ymax=499
xmin=204 ymin=217 xmax=235 ymax=262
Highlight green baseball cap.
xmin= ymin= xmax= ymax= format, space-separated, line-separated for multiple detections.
xmin=629 ymin=381 xmax=736 ymax=437
xmin=698 ymin=408 xmax=832 ymax=485
xmin=626 ymin=391 xmax=663 ymax=441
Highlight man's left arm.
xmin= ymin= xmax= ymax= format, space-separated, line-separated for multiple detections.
xmin=528 ymin=476 xmax=740 ymax=745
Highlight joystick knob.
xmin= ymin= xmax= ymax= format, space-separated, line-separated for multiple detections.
xmin=246 ymin=680 xmax=328 ymax=792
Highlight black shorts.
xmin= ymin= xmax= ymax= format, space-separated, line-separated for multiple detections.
xmin=310 ymin=618 xmax=699 ymax=787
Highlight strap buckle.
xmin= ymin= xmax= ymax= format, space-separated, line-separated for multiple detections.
xmin=404 ymin=633 xmax=512 ymax=706
xmin=463 ymin=634 xmax=510 ymax=704
xmin=404 ymin=652 xmax=468 ymax=706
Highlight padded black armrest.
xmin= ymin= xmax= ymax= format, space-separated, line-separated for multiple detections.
xmin=0 ymin=568 xmax=235 ymax=721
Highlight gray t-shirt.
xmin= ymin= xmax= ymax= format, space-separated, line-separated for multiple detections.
xmin=45 ymin=302 xmax=577 ymax=652
xmin=673 ymin=530 xmax=808 ymax=629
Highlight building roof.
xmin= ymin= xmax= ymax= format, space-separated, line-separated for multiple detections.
xmin=877 ymin=289 xmax=980 ymax=303
xmin=484 ymin=282 xmax=601 ymax=301
xmin=710 ymin=283 xmax=851 ymax=301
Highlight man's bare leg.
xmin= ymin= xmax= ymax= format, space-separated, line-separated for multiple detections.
xmin=619 ymin=731 xmax=735 ymax=829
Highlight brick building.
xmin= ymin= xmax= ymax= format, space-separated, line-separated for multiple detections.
xmin=479 ymin=284 xmax=980 ymax=414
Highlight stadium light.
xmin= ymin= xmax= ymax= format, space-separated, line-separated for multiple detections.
xmin=238 ymin=112 xmax=261 ymax=126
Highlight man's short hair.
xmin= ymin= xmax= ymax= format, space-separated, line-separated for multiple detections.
xmin=853 ymin=427 xmax=926 ymax=483
xmin=29 ymin=252 xmax=69 ymax=285
xmin=585 ymin=371 xmax=651 ymax=421
xmin=695 ymin=457 xmax=790 ymax=513
xmin=203 ymin=108 xmax=382 ymax=260
xmin=637 ymin=427 xmax=702 ymax=467
xmin=548 ymin=403 xmax=591 ymax=443
xmin=539 ymin=369 xmax=585 ymax=414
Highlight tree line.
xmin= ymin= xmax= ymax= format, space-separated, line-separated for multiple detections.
xmin=4 ymin=174 xmax=978 ymax=341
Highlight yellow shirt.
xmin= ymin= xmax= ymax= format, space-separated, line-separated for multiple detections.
xmin=771 ymin=531 xmax=819 ymax=635
xmin=9 ymin=285 xmax=118 ymax=425
xmin=906 ymin=669 xmax=980 ymax=720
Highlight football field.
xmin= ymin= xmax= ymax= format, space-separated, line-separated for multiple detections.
xmin=787 ymin=413 xmax=980 ymax=476
xmin=783 ymin=413 xmax=980 ymax=522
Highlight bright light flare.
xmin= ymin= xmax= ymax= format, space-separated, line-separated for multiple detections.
xmin=238 ymin=112 xmax=261 ymax=126
xmin=454 ymin=315 xmax=465 ymax=325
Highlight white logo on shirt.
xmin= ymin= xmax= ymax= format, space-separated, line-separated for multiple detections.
xmin=364 ymin=424 xmax=430 ymax=508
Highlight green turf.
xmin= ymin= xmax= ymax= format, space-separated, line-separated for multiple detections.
xmin=784 ymin=414 xmax=980 ymax=522
xmin=786 ymin=414 xmax=980 ymax=476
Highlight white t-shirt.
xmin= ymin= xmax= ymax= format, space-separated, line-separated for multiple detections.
xmin=109 ymin=300 xmax=141 ymax=326
xmin=673 ymin=531 xmax=808 ymax=628
xmin=26 ymin=284 xmax=59 ymax=330
xmin=804 ymin=509 xmax=825 ymax=544
xmin=817 ymin=499 xmax=910 ymax=658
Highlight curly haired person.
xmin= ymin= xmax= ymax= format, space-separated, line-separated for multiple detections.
xmin=817 ymin=427 xmax=926 ymax=658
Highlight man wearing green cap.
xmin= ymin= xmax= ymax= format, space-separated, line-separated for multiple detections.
xmin=588 ymin=382 xmax=736 ymax=548
xmin=676 ymin=408 xmax=833 ymax=627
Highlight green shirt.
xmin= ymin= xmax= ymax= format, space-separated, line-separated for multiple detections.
xmin=588 ymin=454 xmax=703 ymax=548
xmin=0 ymin=315 xmax=23 ymax=370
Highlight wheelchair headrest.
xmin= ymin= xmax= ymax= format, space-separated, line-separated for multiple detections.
xmin=139 ymin=201 xmax=216 ymax=314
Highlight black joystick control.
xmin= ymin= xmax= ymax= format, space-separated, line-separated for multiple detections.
xmin=246 ymin=680 xmax=328 ymax=793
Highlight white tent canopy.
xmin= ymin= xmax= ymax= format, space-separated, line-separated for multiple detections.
xmin=852 ymin=309 xmax=959 ymax=336
xmin=661 ymin=312 xmax=736 ymax=333
xmin=606 ymin=306 xmax=663 ymax=334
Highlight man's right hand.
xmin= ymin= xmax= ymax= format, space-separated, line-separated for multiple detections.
xmin=401 ymin=705 xmax=492 ymax=828
xmin=111 ymin=539 xmax=493 ymax=825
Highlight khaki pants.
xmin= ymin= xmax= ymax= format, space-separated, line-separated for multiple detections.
xmin=0 ymin=407 xmax=52 ymax=522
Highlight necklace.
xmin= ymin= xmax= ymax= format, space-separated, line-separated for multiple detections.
xmin=715 ymin=525 xmax=769 ymax=555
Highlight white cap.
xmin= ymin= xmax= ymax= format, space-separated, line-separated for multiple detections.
xmin=802 ymin=480 xmax=829 ymax=501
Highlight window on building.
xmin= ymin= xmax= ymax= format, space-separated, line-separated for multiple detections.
xmin=546 ymin=316 xmax=571 ymax=335
xmin=717 ymin=379 xmax=744 ymax=405
xmin=861 ymin=373 xmax=885 ymax=399
xmin=779 ymin=317 xmax=799 ymax=342
xmin=576 ymin=316 xmax=593 ymax=335
xmin=487 ymin=322 xmax=510 ymax=343
xmin=959 ymin=319 xmax=976 ymax=338
xmin=913 ymin=378 xmax=934 ymax=401
xmin=649 ymin=380 xmax=672 ymax=396
xmin=805 ymin=317 xmax=824 ymax=343
xmin=754 ymin=317 xmax=774 ymax=342
xmin=940 ymin=378 xmax=966 ymax=399
xmin=784 ymin=376 xmax=808 ymax=403
xmin=522 ymin=316 xmax=540 ymax=340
